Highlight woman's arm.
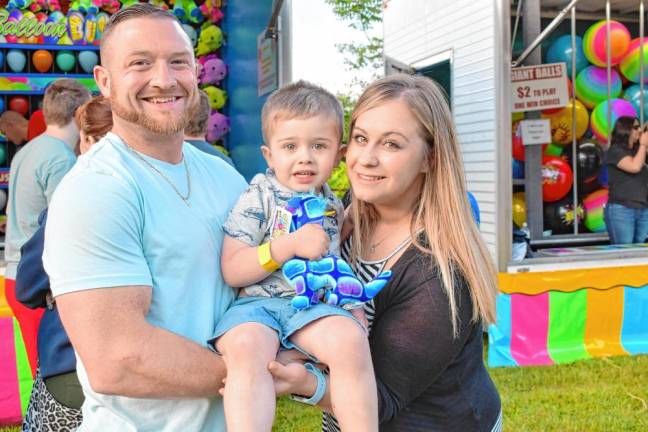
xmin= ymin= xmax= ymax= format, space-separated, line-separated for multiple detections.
xmin=616 ymin=133 xmax=648 ymax=174
xmin=369 ymin=272 xmax=474 ymax=423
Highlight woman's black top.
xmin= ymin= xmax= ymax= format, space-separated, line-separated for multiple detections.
xmin=605 ymin=144 xmax=648 ymax=208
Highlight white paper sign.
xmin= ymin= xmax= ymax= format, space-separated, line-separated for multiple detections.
xmin=520 ymin=119 xmax=551 ymax=145
xmin=511 ymin=63 xmax=569 ymax=112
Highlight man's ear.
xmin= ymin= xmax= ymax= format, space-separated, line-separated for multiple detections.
xmin=93 ymin=65 xmax=111 ymax=98
xmin=261 ymin=145 xmax=273 ymax=168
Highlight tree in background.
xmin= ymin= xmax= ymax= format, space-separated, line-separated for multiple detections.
xmin=325 ymin=0 xmax=384 ymax=198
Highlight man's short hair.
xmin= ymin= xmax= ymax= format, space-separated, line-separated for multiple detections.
xmin=100 ymin=3 xmax=179 ymax=63
xmin=43 ymin=79 xmax=91 ymax=127
xmin=261 ymin=80 xmax=344 ymax=144
xmin=184 ymin=90 xmax=210 ymax=137
xmin=0 ymin=110 xmax=28 ymax=133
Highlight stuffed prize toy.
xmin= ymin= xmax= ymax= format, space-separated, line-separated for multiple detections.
xmin=282 ymin=194 xmax=392 ymax=311
xmin=206 ymin=111 xmax=229 ymax=141
xmin=195 ymin=23 xmax=223 ymax=56
xmin=199 ymin=54 xmax=227 ymax=85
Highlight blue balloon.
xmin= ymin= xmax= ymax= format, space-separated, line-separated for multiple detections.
xmin=0 ymin=145 xmax=6 ymax=166
xmin=78 ymin=51 xmax=99 ymax=74
xmin=546 ymin=35 xmax=589 ymax=75
xmin=0 ymin=51 xmax=4 ymax=68
xmin=512 ymin=159 xmax=525 ymax=179
xmin=623 ymin=84 xmax=648 ymax=117
xmin=597 ymin=163 xmax=608 ymax=188
xmin=6 ymin=49 xmax=27 ymax=72
xmin=0 ymin=98 xmax=4 ymax=114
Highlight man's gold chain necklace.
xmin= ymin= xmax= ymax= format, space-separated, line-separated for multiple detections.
xmin=125 ymin=144 xmax=191 ymax=205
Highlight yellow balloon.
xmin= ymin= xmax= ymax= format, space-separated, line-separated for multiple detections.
xmin=512 ymin=192 xmax=527 ymax=228
xmin=541 ymin=100 xmax=589 ymax=144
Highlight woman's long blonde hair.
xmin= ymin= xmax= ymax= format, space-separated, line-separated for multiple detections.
xmin=349 ymin=74 xmax=497 ymax=335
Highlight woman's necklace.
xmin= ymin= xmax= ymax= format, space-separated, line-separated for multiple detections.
xmin=368 ymin=215 xmax=411 ymax=253
xmin=126 ymin=143 xmax=191 ymax=205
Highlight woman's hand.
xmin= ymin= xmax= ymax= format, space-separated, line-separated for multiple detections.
xmin=268 ymin=360 xmax=315 ymax=396
xmin=641 ymin=130 xmax=648 ymax=148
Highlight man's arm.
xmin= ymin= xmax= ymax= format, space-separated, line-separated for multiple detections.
xmin=57 ymin=284 xmax=226 ymax=398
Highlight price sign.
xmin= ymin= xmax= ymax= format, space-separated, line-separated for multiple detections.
xmin=511 ymin=63 xmax=569 ymax=113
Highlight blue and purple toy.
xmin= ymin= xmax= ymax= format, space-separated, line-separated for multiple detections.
xmin=282 ymin=194 xmax=392 ymax=311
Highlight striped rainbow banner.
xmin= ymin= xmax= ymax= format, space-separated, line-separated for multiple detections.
xmin=0 ymin=276 xmax=32 ymax=425
xmin=488 ymin=284 xmax=648 ymax=367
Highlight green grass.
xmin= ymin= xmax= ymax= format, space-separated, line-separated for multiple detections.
xmin=2 ymin=355 xmax=646 ymax=432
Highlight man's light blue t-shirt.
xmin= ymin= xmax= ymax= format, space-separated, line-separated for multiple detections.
xmin=43 ymin=132 xmax=246 ymax=432
xmin=5 ymin=134 xmax=76 ymax=278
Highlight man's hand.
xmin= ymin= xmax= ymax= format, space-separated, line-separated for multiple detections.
xmin=268 ymin=360 xmax=314 ymax=397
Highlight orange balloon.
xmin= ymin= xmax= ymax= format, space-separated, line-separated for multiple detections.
xmin=32 ymin=50 xmax=53 ymax=73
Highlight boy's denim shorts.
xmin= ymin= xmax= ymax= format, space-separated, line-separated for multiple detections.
xmin=209 ymin=296 xmax=362 ymax=359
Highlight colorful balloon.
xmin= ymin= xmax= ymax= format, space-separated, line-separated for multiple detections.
xmin=577 ymin=140 xmax=603 ymax=185
xmin=32 ymin=50 xmax=53 ymax=73
xmin=0 ymin=145 xmax=6 ymax=166
xmin=94 ymin=12 xmax=110 ymax=45
xmin=583 ymin=20 xmax=631 ymax=66
xmin=622 ymin=84 xmax=648 ymax=116
xmin=591 ymin=98 xmax=637 ymax=142
xmin=55 ymin=51 xmax=76 ymax=72
xmin=512 ymin=120 xmax=525 ymax=161
xmin=546 ymin=35 xmax=589 ymax=74
xmin=9 ymin=96 xmax=29 ymax=117
xmin=6 ymin=50 xmax=26 ymax=72
xmin=541 ymin=99 xmax=590 ymax=145
xmin=575 ymin=66 xmax=622 ymax=109
xmin=542 ymin=156 xmax=573 ymax=202
xmin=544 ymin=196 xmax=583 ymax=235
xmin=512 ymin=159 xmax=524 ymax=179
xmin=67 ymin=11 xmax=86 ymax=45
xmin=0 ymin=51 xmax=3 ymax=68
xmin=619 ymin=38 xmax=648 ymax=83
xmin=78 ymin=51 xmax=98 ymax=74
xmin=583 ymin=189 xmax=608 ymax=232
xmin=512 ymin=192 xmax=526 ymax=229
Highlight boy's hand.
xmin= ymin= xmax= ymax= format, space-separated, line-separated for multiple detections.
xmin=291 ymin=223 xmax=329 ymax=260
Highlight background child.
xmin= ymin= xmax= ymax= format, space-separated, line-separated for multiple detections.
xmin=214 ymin=81 xmax=378 ymax=432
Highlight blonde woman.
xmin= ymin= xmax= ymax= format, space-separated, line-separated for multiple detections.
xmin=269 ymin=74 xmax=502 ymax=431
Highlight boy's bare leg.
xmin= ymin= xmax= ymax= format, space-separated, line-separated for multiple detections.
xmin=290 ymin=315 xmax=378 ymax=432
xmin=216 ymin=323 xmax=280 ymax=432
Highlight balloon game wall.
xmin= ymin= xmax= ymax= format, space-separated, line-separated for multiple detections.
xmin=512 ymin=19 xmax=648 ymax=237
xmin=0 ymin=0 xmax=228 ymax=425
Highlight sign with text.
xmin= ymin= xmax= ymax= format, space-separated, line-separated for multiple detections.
xmin=511 ymin=63 xmax=569 ymax=112
xmin=520 ymin=119 xmax=551 ymax=145
xmin=258 ymin=31 xmax=278 ymax=97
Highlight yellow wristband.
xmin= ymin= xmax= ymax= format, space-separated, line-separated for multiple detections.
xmin=257 ymin=242 xmax=281 ymax=273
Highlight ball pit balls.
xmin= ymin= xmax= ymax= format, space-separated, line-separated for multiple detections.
xmin=9 ymin=96 xmax=29 ymax=117
xmin=583 ymin=20 xmax=631 ymax=66
xmin=542 ymin=156 xmax=573 ymax=203
xmin=583 ymin=189 xmax=608 ymax=233
xmin=546 ymin=35 xmax=589 ymax=75
xmin=55 ymin=51 xmax=76 ymax=72
xmin=619 ymin=38 xmax=648 ymax=83
xmin=590 ymin=98 xmax=637 ymax=142
xmin=6 ymin=49 xmax=27 ymax=72
xmin=32 ymin=50 xmax=53 ymax=73
xmin=575 ymin=66 xmax=622 ymax=108
xmin=622 ymin=84 xmax=648 ymax=115
xmin=512 ymin=192 xmax=526 ymax=229
xmin=541 ymin=99 xmax=589 ymax=145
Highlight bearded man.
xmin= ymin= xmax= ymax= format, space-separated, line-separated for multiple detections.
xmin=42 ymin=4 xmax=246 ymax=431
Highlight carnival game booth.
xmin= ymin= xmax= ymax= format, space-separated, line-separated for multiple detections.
xmin=382 ymin=0 xmax=648 ymax=367
xmin=0 ymin=0 xmax=288 ymax=424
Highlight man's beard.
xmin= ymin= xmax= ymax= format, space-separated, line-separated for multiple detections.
xmin=110 ymin=90 xmax=197 ymax=135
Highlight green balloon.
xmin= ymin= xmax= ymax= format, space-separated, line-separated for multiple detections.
xmin=56 ymin=50 xmax=76 ymax=72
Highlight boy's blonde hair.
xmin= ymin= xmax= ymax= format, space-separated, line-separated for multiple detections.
xmin=43 ymin=79 xmax=91 ymax=127
xmin=261 ymin=80 xmax=344 ymax=144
